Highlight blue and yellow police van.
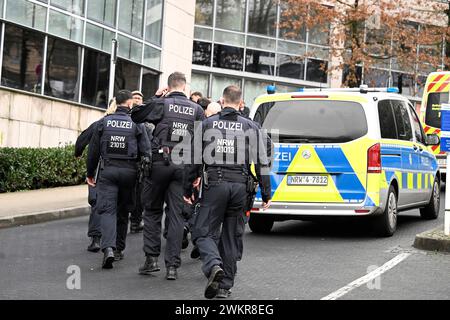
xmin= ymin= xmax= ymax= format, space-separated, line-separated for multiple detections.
xmin=249 ymin=86 xmax=441 ymax=237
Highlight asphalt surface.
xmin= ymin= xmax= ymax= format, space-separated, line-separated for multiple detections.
xmin=0 ymin=193 xmax=448 ymax=300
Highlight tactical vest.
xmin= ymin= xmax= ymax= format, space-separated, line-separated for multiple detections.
xmin=153 ymin=97 xmax=199 ymax=149
xmin=203 ymin=110 xmax=253 ymax=170
xmin=100 ymin=112 xmax=138 ymax=160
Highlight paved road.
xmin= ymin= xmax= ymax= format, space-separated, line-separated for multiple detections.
xmin=0 ymin=193 xmax=448 ymax=300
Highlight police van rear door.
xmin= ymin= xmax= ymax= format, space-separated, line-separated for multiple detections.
xmin=253 ymin=97 xmax=370 ymax=204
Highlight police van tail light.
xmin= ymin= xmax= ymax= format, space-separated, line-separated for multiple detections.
xmin=367 ymin=143 xmax=381 ymax=174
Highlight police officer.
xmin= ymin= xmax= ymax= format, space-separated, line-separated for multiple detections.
xmin=87 ymin=90 xmax=151 ymax=269
xmin=131 ymin=72 xmax=205 ymax=280
xmin=183 ymin=85 xmax=272 ymax=299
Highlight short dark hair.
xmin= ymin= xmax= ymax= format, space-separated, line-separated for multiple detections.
xmin=116 ymin=90 xmax=133 ymax=105
xmin=191 ymin=91 xmax=203 ymax=98
xmin=223 ymin=85 xmax=242 ymax=104
xmin=198 ymin=97 xmax=211 ymax=110
xmin=168 ymin=72 xmax=187 ymax=89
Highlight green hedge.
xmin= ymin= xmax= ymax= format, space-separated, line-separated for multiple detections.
xmin=0 ymin=145 xmax=86 ymax=193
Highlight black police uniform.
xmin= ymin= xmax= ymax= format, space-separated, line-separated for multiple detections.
xmin=87 ymin=106 xmax=150 ymax=255
xmin=184 ymin=107 xmax=272 ymax=296
xmin=75 ymin=120 xmax=102 ymax=244
xmin=131 ymin=92 xmax=205 ymax=272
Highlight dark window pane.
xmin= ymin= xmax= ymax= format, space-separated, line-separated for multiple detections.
xmin=195 ymin=0 xmax=213 ymax=26
xmin=81 ymin=49 xmax=110 ymax=108
xmin=342 ymin=65 xmax=362 ymax=87
xmin=1 ymin=24 xmax=44 ymax=93
xmin=45 ymin=37 xmax=81 ymax=101
xmin=306 ymin=58 xmax=327 ymax=83
xmin=392 ymin=72 xmax=414 ymax=96
xmin=255 ymin=100 xmax=368 ymax=143
xmin=409 ymin=105 xmax=425 ymax=144
xmin=114 ymin=58 xmax=141 ymax=95
xmin=192 ymin=41 xmax=211 ymax=66
xmin=364 ymin=68 xmax=389 ymax=87
xmin=245 ymin=49 xmax=275 ymax=76
xmin=248 ymin=0 xmax=277 ymax=37
xmin=141 ymin=68 xmax=159 ymax=100
xmin=378 ymin=100 xmax=397 ymax=139
xmin=213 ymin=44 xmax=243 ymax=71
xmin=277 ymin=54 xmax=304 ymax=80
xmin=425 ymin=92 xmax=447 ymax=128
xmin=391 ymin=100 xmax=413 ymax=141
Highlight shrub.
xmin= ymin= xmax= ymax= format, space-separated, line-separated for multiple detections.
xmin=0 ymin=145 xmax=86 ymax=193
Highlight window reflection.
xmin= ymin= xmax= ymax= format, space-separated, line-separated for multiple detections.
xmin=248 ymin=0 xmax=277 ymax=37
xmin=277 ymin=54 xmax=305 ymax=80
xmin=193 ymin=41 xmax=212 ymax=66
xmin=145 ymin=0 xmax=163 ymax=45
xmin=364 ymin=68 xmax=389 ymax=88
xmin=51 ymin=0 xmax=85 ymax=15
xmin=114 ymin=58 xmax=141 ymax=95
xmin=245 ymin=49 xmax=275 ymax=76
xmin=142 ymin=68 xmax=159 ymax=99
xmin=81 ymin=49 xmax=110 ymax=108
xmin=87 ymin=0 xmax=116 ymax=26
xmin=119 ymin=0 xmax=144 ymax=37
xmin=216 ymin=0 xmax=246 ymax=32
xmin=213 ymin=44 xmax=244 ymax=71
xmin=306 ymin=59 xmax=327 ymax=83
xmin=195 ymin=0 xmax=213 ymax=26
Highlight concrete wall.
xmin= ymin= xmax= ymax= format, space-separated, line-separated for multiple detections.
xmin=160 ymin=0 xmax=196 ymax=90
xmin=0 ymin=89 xmax=104 ymax=148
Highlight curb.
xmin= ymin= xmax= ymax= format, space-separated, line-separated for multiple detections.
xmin=413 ymin=226 xmax=450 ymax=253
xmin=0 ymin=206 xmax=90 ymax=229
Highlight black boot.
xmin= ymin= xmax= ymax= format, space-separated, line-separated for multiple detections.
xmin=139 ymin=256 xmax=160 ymax=275
xmin=166 ymin=267 xmax=178 ymax=280
xmin=102 ymin=248 xmax=115 ymax=269
xmin=205 ymin=265 xmax=224 ymax=299
xmin=87 ymin=236 xmax=101 ymax=253
xmin=190 ymin=245 xmax=200 ymax=259
xmin=182 ymin=227 xmax=189 ymax=249
xmin=130 ymin=221 xmax=144 ymax=234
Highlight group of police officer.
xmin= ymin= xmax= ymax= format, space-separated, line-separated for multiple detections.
xmin=79 ymin=71 xmax=272 ymax=299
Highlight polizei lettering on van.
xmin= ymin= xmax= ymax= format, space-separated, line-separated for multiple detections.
xmin=169 ymin=104 xmax=195 ymax=116
xmin=212 ymin=121 xmax=243 ymax=131
xmin=106 ymin=120 xmax=133 ymax=129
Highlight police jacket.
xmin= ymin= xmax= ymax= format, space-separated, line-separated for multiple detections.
xmin=184 ymin=107 xmax=273 ymax=203
xmin=131 ymin=91 xmax=205 ymax=153
xmin=74 ymin=119 xmax=101 ymax=157
xmin=87 ymin=106 xmax=151 ymax=177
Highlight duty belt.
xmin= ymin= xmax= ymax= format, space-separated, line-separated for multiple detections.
xmin=206 ymin=168 xmax=248 ymax=184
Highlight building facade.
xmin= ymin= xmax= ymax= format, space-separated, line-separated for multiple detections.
xmin=0 ymin=0 xmax=445 ymax=148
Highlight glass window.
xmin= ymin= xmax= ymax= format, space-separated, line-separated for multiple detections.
xmin=114 ymin=58 xmax=141 ymax=95
xmin=244 ymin=79 xmax=271 ymax=106
xmin=51 ymin=0 xmax=85 ymax=15
xmin=277 ymin=41 xmax=306 ymax=56
xmin=194 ymin=26 xmax=213 ymax=41
xmin=1 ymin=24 xmax=45 ymax=93
xmin=364 ymin=68 xmax=389 ymax=87
xmin=277 ymin=54 xmax=305 ymax=80
xmin=145 ymin=0 xmax=163 ymax=45
xmin=378 ymin=100 xmax=397 ymax=139
xmin=141 ymin=68 xmax=159 ymax=100
xmin=409 ymin=105 xmax=425 ymax=144
xmin=245 ymin=49 xmax=275 ymax=76
xmin=216 ymin=0 xmax=246 ymax=32
xmin=425 ymin=92 xmax=448 ymax=128
xmin=391 ymin=100 xmax=413 ymax=141
xmin=6 ymin=0 xmax=46 ymax=31
xmin=254 ymin=100 xmax=368 ymax=143
xmin=247 ymin=35 xmax=276 ymax=51
xmin=119 ymin=0 xmax=144 ymax=37
xmin=279 ymin=3 xmax=306 ymax=42
xmin=191 ymin=73 xmax=209 ymax=96
xmin=118 ymin=34 xmax=142 ymax=63
xmin=195 ymin=0 xmax=213 ymax=26
xmin=87 ymin=0 xmax=116 ymax=26
xmin=192 ymin=41 xmax=212 ymax=66
xmin=213 ymin=44 xmax=244 ymax=71
xmin=144 ymin=45 xmax=161 ymax=70
xmin=309 ymin=24 xmax=329 ymax=46
xmin=248 ymin=0 xmax=277 ymax=37
xmin=45 ymin=37 xmax=82 ymax=101
xmin=211 ymin=75 xmax=242 ymax=101
xmin=85 ymin=23 xmax=115 ymax=53
xmin=342 ymin=65 xmax=362 ymax=87
xmin=0 ymin=0 xmax=4 ymax=19
xmin=81 ymin=48 xmax=110 ymax=108
xmin=49 ymin=10 xmax=84 ymax=43
xmin=306 ymin=59 xmax=327 ymax=83
xmin=392 ymin=72 xmax=414 ymax=96
xmin=214 ymin=30 xmax=245 ymax=47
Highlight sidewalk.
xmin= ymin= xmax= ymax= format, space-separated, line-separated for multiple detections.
xmin=0 ymin=185 xmax=90 ymax=229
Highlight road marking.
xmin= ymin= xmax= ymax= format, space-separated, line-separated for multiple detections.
xmin=321 ymin=252 xmax=411 ymax=300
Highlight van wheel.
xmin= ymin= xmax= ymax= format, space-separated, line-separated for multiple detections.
xmin=374 ymin=186 xmax=397 ymax=237
xmin=249 ymin=214 xmax=274 ymax=234
xmin=420 ymin=179 xmax=440 ymax=220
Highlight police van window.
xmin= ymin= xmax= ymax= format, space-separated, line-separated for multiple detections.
xmin=255 ymin=100 xmax=368 ymax=143
xmin=391 ymin=100 xmax=413 ymax=142
xmin=425 ymin=92 xmax=448 ymax=128
xmin=409 ymin=104 xmax=425 ymax=144
xmin=378 ymin=100 xmax=397 ymax=139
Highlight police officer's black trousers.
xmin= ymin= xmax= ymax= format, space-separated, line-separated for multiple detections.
xmin=130 ymin=180 xmax=143 ymax=225
xmin=192 ymin=181 xmax=247 ymax=290
xmin=87 ymin=185 xmax=101 ymax=238
xmin=96 ymin=165 xmax=137 ymax=251
xmin=142 ymin=161 xmax=185 ymax=268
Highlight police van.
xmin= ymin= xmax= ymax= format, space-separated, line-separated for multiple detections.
xmin=249 ymin=86 xmax=441 ymax=237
